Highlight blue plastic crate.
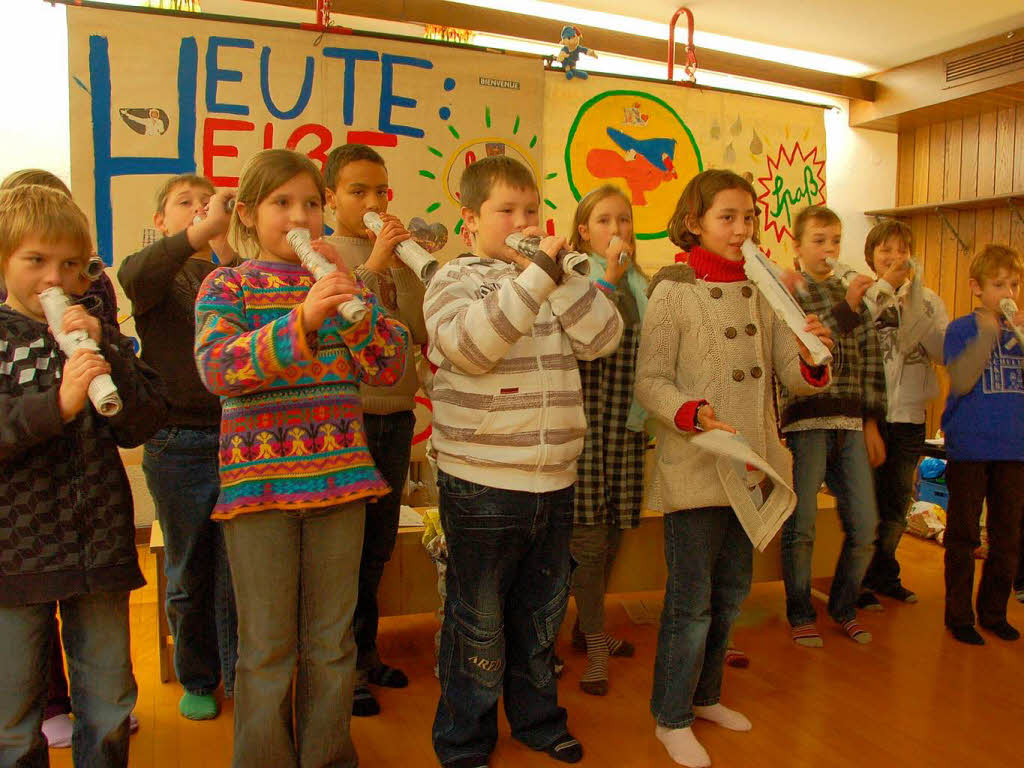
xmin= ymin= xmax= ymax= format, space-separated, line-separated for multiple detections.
xmin=916 ymin=479 xmax=949 ymax=509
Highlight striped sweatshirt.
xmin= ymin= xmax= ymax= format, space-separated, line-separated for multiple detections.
xmin=194 ymin=259 xmax=408 ymax=518
xmin=424 ymin=254 xmax=623 ymax=492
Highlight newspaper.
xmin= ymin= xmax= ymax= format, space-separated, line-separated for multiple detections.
xmin=690 ymin=429 xmax=797 ymax=551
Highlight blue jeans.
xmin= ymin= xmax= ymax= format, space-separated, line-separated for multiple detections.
xmin=142 ymin=426 xmax=237 ymax=696
xmin=782 ymin=429 xmax=879 ymax=626
xmin=355 ymin=411 xmax=415 ymax=672
xmin=650 ymin=507 xmax=752 ymax=728
xmin=223 ymin=505 xmax=364 ymax=768
xmin=864 ymin=421 xmax=926 ymax=593
xmin=0 ymin=592 xmax=136 ymax=768
xmin=433 ymin=471 xmax=574 ymax=766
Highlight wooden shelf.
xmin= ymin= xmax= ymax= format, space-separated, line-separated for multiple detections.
xmin=865 ymin=192 xmax=1024 ymax=218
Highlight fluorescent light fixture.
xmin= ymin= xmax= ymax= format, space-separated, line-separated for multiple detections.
xmin=445 ymin=0 xmax=872 ymax=77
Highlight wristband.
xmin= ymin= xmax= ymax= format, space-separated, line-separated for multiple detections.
xmin=595 ymin=278 xmax=615 ymax=294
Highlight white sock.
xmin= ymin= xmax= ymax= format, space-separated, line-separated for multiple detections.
xmin=693 ymin=703 xmax=752 ymax=731
xmin=655 ymin=725 xmax=711 ymax=767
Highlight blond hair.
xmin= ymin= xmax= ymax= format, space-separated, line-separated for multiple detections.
xmin=229 ymin=149 xmax=325 ymax=258
xmin=569 ymin=184 xmax=645 ymax=278
xmin=970 ymin=244 xmax=1023 ymax=285
xmin=1 ymin=169 xmax=72 ymax=197
xmin=667 ymin=169 xmax=757 ymax=251
xmin=459 ymin=155 xmax=537 ymax=214
xmin=0 ymin=185 xmax=92 ymax=280
xmin=154 ymin=173 xmax=215 ymax=215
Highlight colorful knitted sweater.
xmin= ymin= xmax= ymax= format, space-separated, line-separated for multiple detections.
xmin=194 ymin=259 xmax=409 ymax=519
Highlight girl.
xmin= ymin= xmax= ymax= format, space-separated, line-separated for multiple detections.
xmin=635 ymin=169 xmax=832 ymax=767
xmin=566 ymin=185 xmax=648 ymax=696
xmin=194 ymin=149 xmax=408 ymax=767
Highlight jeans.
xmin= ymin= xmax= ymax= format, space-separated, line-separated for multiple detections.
xmin=864 ymin=421 xmax=926 ymax=593
xmin=781 ymin=429 xmax=878 ymax=626
xmin=142 ymin=426 xmax=237 ymax=696
xmin=569 ymin=523 xmax=623 ymax=635
xmin=223 ymin=505 xmax=364 ymax=768
xmin=0 ymin=592 xmax=136 ymax=768
xmin=355 ymin=411 xmax=415 ymax=672
xmin=432 ymin=471 xmax=574 ymax=766
xmin=943 ymin=460 xmax=1024 ymax=628
xmin=650 ymin=507 xmax=752 ymax=729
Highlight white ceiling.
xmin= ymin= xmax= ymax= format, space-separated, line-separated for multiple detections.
xmin=560 ymin=0 xmax=1024 ymax=75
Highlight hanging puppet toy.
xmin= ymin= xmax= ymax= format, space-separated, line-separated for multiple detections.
xmin=555 ymin=25 xmax=597 ymax=80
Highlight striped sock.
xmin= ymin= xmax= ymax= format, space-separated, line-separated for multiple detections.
xmin=842 ymin=619 xmax=872 ymax=644
xmin=791 ymin=623 xmax=824 ymax=648
xmin=579 ymin=634 xmax=609 ymax=695
xmin=605 ymin=634 xmax=635 ymax=657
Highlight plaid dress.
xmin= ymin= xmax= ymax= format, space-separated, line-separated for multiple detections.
xmin=575 ymin=324 xmax=646 ymax=528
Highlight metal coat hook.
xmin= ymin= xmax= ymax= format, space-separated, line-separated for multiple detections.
xmin=668 ymin=7 xmax=698 ymax=85
xmin=934 ymin=208 xmax=970 ymax=253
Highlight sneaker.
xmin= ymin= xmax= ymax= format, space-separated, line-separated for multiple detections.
xmin=980 ymin=620 xmax=1020 ymax=641
xmin=1015 ymin=585 xmax=1024 ymax=604
xmin=950 ymin=625 xmax=985 ymax=645
xmin=857 ymin=591 xmax=883 ymax=611
xmin=876 ymin=584 xmax=918 ymax=603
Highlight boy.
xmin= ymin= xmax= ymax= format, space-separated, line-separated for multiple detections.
xmin=424 ymin=156 xmax=623 ymax=767
xmin=942 ymin=244 xmax=1024 ymax=645
xmin=0 ymin=184 xmax=167 ymax=766
xmin=117 ymin=174 xmax=238 ymax=720
xmin=779 ymin=205 xmax=887 ymax=647
xmin=322 ymin=144 xmax=427 ymax=717
xmin=859 ymin=220 xmax=948 ymax=608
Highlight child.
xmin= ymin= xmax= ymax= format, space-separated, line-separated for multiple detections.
xmin=637 ymin=170 xmax=831 ymax=768
xmin=424 ymin=155 xmax=623 ymax=767
xmin=0 ymin=167 xmax=137 ymax=748
xmin=778 ymin=205 xmax=886 ymax=648
xmin=859 ymin=219 xmax=948 ymax=608
xmin=323 ymin=143 xmax=427 ymax=716
xmin=194 ymin=149 xmax=408 ymax=766
xmin=941 ymin=244 xmax=1024 ymax=645
xmin=0 ymin=184 xmax=167 ymax=766
xmin=565 ymin=184 xmax=647 ymax=696
xmin=117 ymin=173 xmax=239 ymax=720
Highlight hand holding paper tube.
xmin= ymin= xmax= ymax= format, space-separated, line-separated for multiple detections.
xmin=287 ymin=228 xmax=368 ymax=323
xmin=38 ymin=287 xmax=122 ymax=417
xmin=999 ymin=298 xmax=1024 ymax=351
xmin=362 ymin=211 xmax=439 ymax=282
xmin=504 ymin=232 xmax=590 ymax=277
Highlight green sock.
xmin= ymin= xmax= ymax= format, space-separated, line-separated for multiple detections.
xmin=179 ymin=691 xmax=218 ymax=720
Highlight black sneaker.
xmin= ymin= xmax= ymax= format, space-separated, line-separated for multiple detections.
xmin=544 ymin=735 xmax=583 ymax=764
xmin=980 ymin=620 xmax=1020 ymax=641
xmin=352 ymin=685 xmax=380 ymax=717
xmin=857 ymin=591 xmax=883 ymax=611
xmin=876 ymin=584 xmax=918 ymax=603
xmin=950 ymin=625 xmax=985 ymax=645
xmin=1015 ymin=584 xmax=1024 ymax=604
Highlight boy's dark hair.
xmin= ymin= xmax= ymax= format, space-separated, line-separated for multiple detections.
xmin=864 ymin=219 xmax=913 ymax=271
xmin=666 ymin=169 xmax=758 ymax=251
xmin=460 ymin=156 xmax=538 ymax=213
xmin=323 ymin=144 xmax=386 ymax=190
xmin=155 ymin=173 xmax=215 ymax=215
xmin=793 ymin=205 xmax=841 ymax=243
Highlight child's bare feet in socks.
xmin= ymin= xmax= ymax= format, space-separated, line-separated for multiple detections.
xmin=693 ymin=703 xmax=751 ymax=731
xmin=655 ymin=725 xmax=711 ymax=767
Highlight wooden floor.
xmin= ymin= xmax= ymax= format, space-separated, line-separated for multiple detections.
xmin=49 ymin=535 xmax=1023 ymax=768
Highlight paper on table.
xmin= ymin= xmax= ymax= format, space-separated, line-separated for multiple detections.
xmin=690 ymin=429 xmax=797 ymax=551
xmin=399 ymin=505 xmax=426 ymax=527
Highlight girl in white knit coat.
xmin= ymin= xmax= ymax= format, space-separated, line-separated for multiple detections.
xmin=636 ymin=169 xmax=833 ymax=767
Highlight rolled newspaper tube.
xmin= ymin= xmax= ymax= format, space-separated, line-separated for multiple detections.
xmin=286 ymin=228 xmax=368 ymax=323
xmin=362 ymin=211 xmax=439 ymax=283
xmin=608 ymin=234 xmax=631 ymax=266
xmin=38 ymin=286 xmax=123 ymax=417
xmin=999 ymin=298 xmax=1024 ymax=351
xmin=82 ymin=255 xmax=105 ymax=282
xmin=504 ymin=232 xmax=590 ymax=277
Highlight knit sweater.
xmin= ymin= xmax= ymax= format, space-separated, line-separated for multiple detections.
xmin=324 ymin=234 xmax=427 ymax=415
xmin=635 ymin=246 xmax=829 ymax=514
xmin=424 ymin=253 xmax=623 ymax=492
xmin=778 ymin=272 xmax=887 ymax=430
xmin=194 ymin=259 xmax=409 ymax=519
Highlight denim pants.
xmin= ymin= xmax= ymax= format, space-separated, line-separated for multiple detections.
xmin=569 ymin=523 xmax=623 ymax=635
xmin=0 ymin=592 xmax=136 ymax=768
xmin=650 ymin=507 xmax=752 ymax=729
xmin=863 ymin=421 xmax=925 ymax=593
xmin=432 ymin=471 xmax=574 ymax=766
xmin=223 ymin=505 xmax=364 ymax=768
xmin=782 ymin=429 xmax=879 ymax=626
xmin=355 ymin=411 xmax=415 ymax=672
xmin=943 ymin=460 xmax=1024 ymax=628
xmin=142 ymin=426 xmax=237 ymax=696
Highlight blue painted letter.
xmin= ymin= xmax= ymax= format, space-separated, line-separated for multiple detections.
xmin=379 ymin=54 xmax=432 ymax=138
xmin=260 ymin=46 xmax=314 ymax=120
xmin=206 ymin=36 xmax=253 ymax=116
xmin=322 ymin=47 xmax=379 ymax=126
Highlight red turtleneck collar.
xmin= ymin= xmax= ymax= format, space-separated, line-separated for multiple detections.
xmin=686 ymin=245 xmax=747 ymax=283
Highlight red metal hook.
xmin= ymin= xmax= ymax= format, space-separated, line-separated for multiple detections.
xmin=300 ymin=0 xmax=352 ymax=37
xmin=667 ymin=7 xmax=698 ymax=85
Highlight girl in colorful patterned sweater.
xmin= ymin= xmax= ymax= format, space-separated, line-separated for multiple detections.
xmin=194 ymin=149 xmax=407 ymax=768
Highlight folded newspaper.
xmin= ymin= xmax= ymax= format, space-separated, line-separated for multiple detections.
xmin=690 ymin=429 xmax=797 ymax=551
